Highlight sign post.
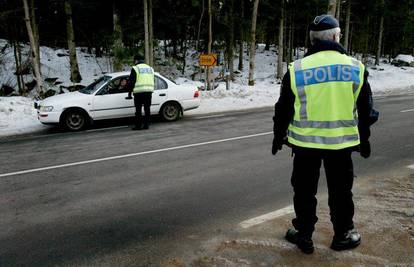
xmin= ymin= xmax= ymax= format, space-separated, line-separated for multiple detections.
xmin=199 ymin=54 xmax=217 ymax=90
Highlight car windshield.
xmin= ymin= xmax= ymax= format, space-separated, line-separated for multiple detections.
xmin=79 ymin=76 xmax=111 ymax=94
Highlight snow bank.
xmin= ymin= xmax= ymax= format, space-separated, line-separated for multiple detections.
xmin=395 ymin=54 xmax=414 ymax=64
xmin=0 ymin=39 xmax=112 ymax=93
xmin=0 ymin=97 xmax=49 ymax=137
xmin=369 ymin=63 xmax=414 ymax=95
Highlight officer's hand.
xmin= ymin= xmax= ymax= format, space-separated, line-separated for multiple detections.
xmin=272 ymin=137 xmax=283 ymax=155
xmin=360 ymin=140 xmax=371 ymax=158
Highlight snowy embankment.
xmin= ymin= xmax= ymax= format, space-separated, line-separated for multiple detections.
xmin=1 ymin=41 xmax=414 ymax=137
xmin=0 ymin=97 xmax=45 ymax=136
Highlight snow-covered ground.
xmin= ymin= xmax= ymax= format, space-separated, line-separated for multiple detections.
xmin=0 ymin=39 xmax=113 ymax=94
xmin=1 ymin=41 xmax=414 ymax=137
xmin=0 ymin=96 xmax=48 ymax=136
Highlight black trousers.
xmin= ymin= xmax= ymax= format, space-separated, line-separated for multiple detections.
xmin=133 ymin=92 xmax=152 ymax=128
xmin=291 ymin=146 xmax=355 ymax=238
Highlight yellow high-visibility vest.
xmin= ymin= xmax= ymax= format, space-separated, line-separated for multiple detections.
xmin=288 ymin=50 xmax=365 ymax=150
xmin=132 ymin=64 xmax=155 ymax=93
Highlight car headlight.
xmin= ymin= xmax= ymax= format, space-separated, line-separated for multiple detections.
xmin=40 ymin=106 xmax=54 ymax=112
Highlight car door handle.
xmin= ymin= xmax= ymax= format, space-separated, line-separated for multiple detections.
xmin=159 ymin=93 xmax=166 ymax=96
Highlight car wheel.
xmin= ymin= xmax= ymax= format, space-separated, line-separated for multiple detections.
xmin=62 ymin=109 xmax=88 ymax=131
xmin=161 ymin=102 xmax=181 ymax=121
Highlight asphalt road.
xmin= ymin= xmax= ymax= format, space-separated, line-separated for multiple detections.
xmin=1 ymin=94 xmax=413 ymax=266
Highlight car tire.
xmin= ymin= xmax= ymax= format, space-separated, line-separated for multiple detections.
xmin=61 ymin=108 xmax=89 ymax=131
xmin=160 ymin=102 xmax=181 ymax=121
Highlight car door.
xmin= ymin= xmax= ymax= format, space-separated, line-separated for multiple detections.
xmin=92 ymin=76 xmax=135 ymax=120
xmin=151 ymin=75 xmax=169 ymax=113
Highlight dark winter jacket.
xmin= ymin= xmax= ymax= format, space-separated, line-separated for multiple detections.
xmin=126 ymin=68 xmax=137 ymax=94
xmin=273 ymin=40 xmax=375 ymax=148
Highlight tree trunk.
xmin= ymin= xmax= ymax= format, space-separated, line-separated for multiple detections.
xmin=238 ymin=0 xmax=244 ymax=71
xmin=327 ymin=0 xmax=337 ymax=16
xmin=206 ymin=0 xmax=212 ymax=90
xmin=363 ymin=17 xmax=370 ymax=64
xmin=375 ymin=0 xmax=385 ymax=65
xmin=248 ymin=0 xmax=259 ymax=86
xmin=196 ymin=0 xmax=205 ymax=52
xmin=12 ymin=41 xmax=23 ymax=94
xmin=181 ymin=40 xmax=188 ymax=75
xmin=287 ymin=9 xmax=293 ymax=63
xmin=30 ymin=0 xmax=41 ymax=75
xmin=143 ymin=0 xmax=150 ymax=64
xmin=227 ymin=0 xmax=235 ymax=80
xmin=344 ymin=0 xmax=351 ymax=52
xmin=277 ymin=0 xmax=285 ymax=80
xmin=22 ymin=0 xmax=43 ymax=94
xmin=336 ymin=0 xmax=341 ymax=21
xmin=148 ymin=0 xmax=154 ymax=66
xmin=113 ymin=2 xmax=124 ymax=71
xmin=65 ymin=0 xmax=82 ymax=83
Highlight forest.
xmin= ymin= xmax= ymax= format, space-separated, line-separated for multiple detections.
xmin=0 ymin=0 xmax=413 ymax=96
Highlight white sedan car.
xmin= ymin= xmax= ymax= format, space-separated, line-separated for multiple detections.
xmin=36 ymin=72 xmax=201 ymax=131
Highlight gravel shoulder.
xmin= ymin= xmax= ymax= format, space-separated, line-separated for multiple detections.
xmin=164 ymin=168 xmax=414 ymax=267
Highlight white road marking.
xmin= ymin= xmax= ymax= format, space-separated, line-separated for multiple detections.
xmin=401 ymin=109 xmax=414 ymax=113
xmin=193 ymin=114 xmax=226 ymax=120
xmin=239 ymin=205 xmax=294 ymax=229
xmin=0 ymin=131 xmax=272 ymax=178
xmin=407 ymin=164 xmax=414 ymax=170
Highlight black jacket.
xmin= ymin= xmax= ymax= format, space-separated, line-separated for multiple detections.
xmin=126 ymin=68 xmax=138 ymax=94
xmin=273 ymin=40 xmax=375 ymax=146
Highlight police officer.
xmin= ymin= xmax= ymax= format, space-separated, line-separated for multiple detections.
xmin=272 ymin=15 xmax=378 ymax=254
xmin=127 ymin=55 xmax=155 ymax=130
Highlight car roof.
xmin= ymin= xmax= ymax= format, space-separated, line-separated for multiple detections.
xmin=107 ymin=71 xmax=162 ymax=79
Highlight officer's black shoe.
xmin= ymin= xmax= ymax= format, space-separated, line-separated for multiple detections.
xmin=132 ymin=125 xmax=142 ymax=130
xmin=331 ymin=229 xmax=361 ymax=251
xmin=285 ymin=229 xmax=314 ymax=254
xmin=142 ymin=124 xmax=149 ymax=130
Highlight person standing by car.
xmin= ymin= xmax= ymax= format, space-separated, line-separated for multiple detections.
xmin=126 ymin=55 xmax=155 ymax=130
xmin=272 ymin=15 xmax=378 ymax=254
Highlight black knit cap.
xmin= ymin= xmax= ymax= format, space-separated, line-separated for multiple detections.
xmin=309 ymin=15 xmax=339 ymax=32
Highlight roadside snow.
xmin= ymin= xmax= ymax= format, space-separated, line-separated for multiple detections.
xmin=0 ymin=97 xmax=50 ymax=137
xmin=395 ymin=54 xmax=414 ymax=64
xmin=369 ymin=64 xmax=414 ymax=95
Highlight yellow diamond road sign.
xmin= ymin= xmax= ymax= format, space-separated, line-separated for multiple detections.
xmin=199 ymin=54 xmax=217 ymax=67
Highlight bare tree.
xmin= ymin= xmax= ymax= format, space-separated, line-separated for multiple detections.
xmin=248 ymin=0 xmax=260 ymax=86
xmin=238 ymin=0 xmax=244 ymax=71
xmin=113 ymin=2 xmax=124 ymax=71
xmin=64 ymin=0 xmax=82 ymax=83
xmin=344 ymin=0 xmax=351 ymax=51
xmin=375 ymin=0 xmax=385 ymax=65
xmin=22 ymin=0 xmax=43 ymax=94
xmin=277 ymin=0 xmax=285 ymax=80
xmin=206 ymin=0 xmax=212 ymax=90
xmin=196 ymin=0 xmax=205 ymax=52
xmin=143 ymin=0 xmax=150 ymax=64
xmin=226 ymin=0 xmax=235 ymax=80
xmin=12 ymin=41 xmax=24 ymax=94
xmin=327 ymin=0 xmax=337 ymax=16
xmin=148 ymin=0 xmax=154 ymax=66
xmin=336 ymin=0 xmax=341 ymax=21
xmin=30 ymin=0 xmax=40 ymax=74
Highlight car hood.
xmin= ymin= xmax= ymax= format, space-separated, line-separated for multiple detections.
xmin=40 ymin=91 xmax=90 ymax=107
